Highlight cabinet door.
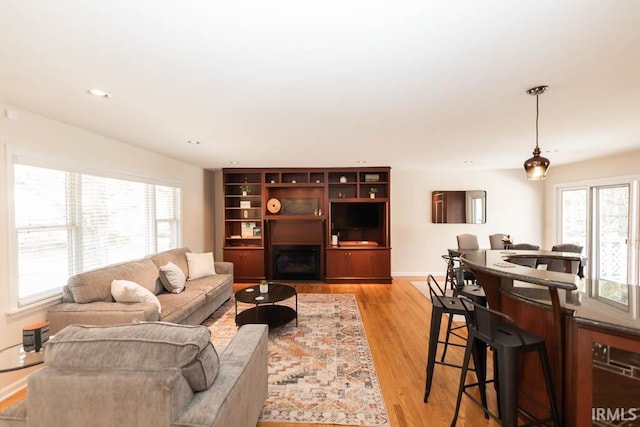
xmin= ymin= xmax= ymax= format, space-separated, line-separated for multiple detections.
xmin=224 ymin=249 xmax=264 ymax=281
xmin=349 ymin=249 xmax=391 ymax=278
xmin=326 ymin=250 xmax=351 ymax=277
xmin=326 ymin=249 xmax=391 ymax=282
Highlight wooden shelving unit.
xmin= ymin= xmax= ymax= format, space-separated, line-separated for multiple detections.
xmin=222 ymin=167 xmax=391 ymax=283
xmin=223 ymin=170 xmax=265 ymax=281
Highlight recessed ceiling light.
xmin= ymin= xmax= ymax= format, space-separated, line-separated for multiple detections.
xmin=464 ymin=160 xmax=474 ymax=164
xmin=545 ymin=148 xmax=559 ymax=153
xmin=187 ymin=140 xmax=201 ymax=145
xmin=86 ymin=88 xmax=111 ymax=99
xmin=356 ymin=160 xmax=367 ymax=164
xmin=230 ymin=161 xmax=239 ymax=165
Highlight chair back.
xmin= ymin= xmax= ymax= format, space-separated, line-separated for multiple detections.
xmin=426 ymin=274 xmax=447 ymax=307
xmin=547 ymin=244 xmax=583 ymax=273
xmin=511 ymin=243 xmax=539 ymax=250
xmin=551 ymin=244 xmax=583 ymax=254
xmin=489 ymin=234 xmax=506 ymax=249
xmin=457 ymin=234 xmax=479 ymax=250
xmin=508 ymin=243 xmax=540 ymax=268
xmin=472 ymin=304 xmax=494 ymax=342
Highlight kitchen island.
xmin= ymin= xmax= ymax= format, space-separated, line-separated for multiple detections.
xmin=460 ymin=249 xmax=640 ymax=426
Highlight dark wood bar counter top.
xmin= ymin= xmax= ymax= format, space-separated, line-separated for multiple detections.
xmin=458 ymin=249 xmax=580 ymax=287
xmin=459 ymin=249 xmax=640 ymax=426
xmin=508 ymin=279 xmax=640 ymax=337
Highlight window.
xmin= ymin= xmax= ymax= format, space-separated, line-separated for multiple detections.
xmin=560 ymin=188 xmax=588 ymax=254
xmin=10 ymin=160 xmax=182 ymax=308
xmin=558 ymin=179 xmax=637 ymax=284
xmin=595 ymin=185 xmax=630 ymax=283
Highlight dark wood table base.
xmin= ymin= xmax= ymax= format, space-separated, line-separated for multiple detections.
xmin=234 ymin=283 xmax=298 ymax=328
xmin=235 ymin=305 xmax=297 ymax=328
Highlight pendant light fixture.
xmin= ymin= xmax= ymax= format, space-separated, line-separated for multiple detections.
xmin=523 ymin=85 xmax=550 ymax=180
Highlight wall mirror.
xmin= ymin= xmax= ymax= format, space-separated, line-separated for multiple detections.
xmin=431 ymin=190 xmax=486 ymax=224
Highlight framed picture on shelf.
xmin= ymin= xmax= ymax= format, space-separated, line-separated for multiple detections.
xmin=240 ymin=201 xmax=251 ymax=208
xmin=253 ymin=227 xmax=261 ymax=237
xmin=241 ymin=222 xmax=257 ymax=238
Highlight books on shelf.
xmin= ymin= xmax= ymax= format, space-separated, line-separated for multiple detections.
xmin=241 ymin=222 xmax=257 ymax=238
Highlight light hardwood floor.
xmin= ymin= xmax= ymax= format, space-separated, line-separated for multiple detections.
xmin=1 ymin=277 xmax=500 ymax=426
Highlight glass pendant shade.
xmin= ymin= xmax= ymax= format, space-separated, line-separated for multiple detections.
xmin=524 ymin=146 xmax=550 ymax=180
xmin=523 ymin=85 xmax=550 ymax=180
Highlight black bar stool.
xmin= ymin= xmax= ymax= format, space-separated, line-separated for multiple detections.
xmin=443 ymin=249 xmax=477 ymax=291
xmin=451 ymin=299 xmax=560 ymax=427
xmin=439 ymin=267 xmax=487 ymax=363
xmin=442 ymin=253 xmax=457 ymax=291
xmin=423 ymin=275 xmax=488 ymax=416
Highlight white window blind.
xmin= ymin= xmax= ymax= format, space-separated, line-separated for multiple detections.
xmin=12 ymin=162 xmax=182 ymax=307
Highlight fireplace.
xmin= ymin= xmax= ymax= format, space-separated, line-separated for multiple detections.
xmin=272 ymin=245 xmax=321 ymax=280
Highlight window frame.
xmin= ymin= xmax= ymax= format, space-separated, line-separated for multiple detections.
xmin=556 ymin=175 xmax=639 ymax=286
xmin=5 ymin=148 xmax=183 ymax=315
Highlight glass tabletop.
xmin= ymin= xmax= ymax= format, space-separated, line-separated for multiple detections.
xmin=235 ymin=283 xmax=297 ymax=305
xmin=0 ymin=343 xmax=45 ymax=373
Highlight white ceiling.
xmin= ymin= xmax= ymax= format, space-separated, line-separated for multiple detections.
xmin=1 ymin=1 xmax=639 ymax=171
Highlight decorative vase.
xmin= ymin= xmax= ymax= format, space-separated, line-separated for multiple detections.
xmin=259 ymin=281 xmax=268 ymax=293
xmin=242 ymin=191 xmax=247 ymax=196
xmin=339 ymin=176 xmax=347 ymax=183
xmin=370 ymin=193 xmax=375 ymax=198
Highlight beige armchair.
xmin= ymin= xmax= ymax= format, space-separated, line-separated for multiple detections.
xmin=0 ymin=322 xmax=268 ymax=427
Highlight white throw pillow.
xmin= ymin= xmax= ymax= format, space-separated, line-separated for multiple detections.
xmin=159 ymin=261 xmax=186 ymax=293
xmin=186 ymin=252 xmax=216 ymax=280
xmin=111 ymin=279 xmax=162 ymax=314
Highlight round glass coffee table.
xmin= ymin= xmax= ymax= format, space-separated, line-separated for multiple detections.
xmin=0 ymin=343 xmax=45 ymax=373
xmin=235 ymin=282 xmax=298 ymax=328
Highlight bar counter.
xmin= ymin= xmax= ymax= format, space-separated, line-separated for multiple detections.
xmin=460 ymin=249 xmax=640 ymax=426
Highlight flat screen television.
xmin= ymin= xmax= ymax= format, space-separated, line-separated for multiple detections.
xmin=331 ymin=203 xmax=381 ymax=229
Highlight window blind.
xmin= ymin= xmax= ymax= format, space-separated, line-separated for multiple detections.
xmin=12 ymin=163 xmax=182 ymax=307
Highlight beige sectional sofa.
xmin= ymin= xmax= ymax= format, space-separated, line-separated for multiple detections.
xmin=47 ymin=248 xmax=233 ymax=334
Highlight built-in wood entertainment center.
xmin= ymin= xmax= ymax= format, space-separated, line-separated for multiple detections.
xmin=223 ymin=167 xmax=391 ymax=283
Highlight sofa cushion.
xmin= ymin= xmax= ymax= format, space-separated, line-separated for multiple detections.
xmin=69 ymin=258 xmax=161 ymax=303
xmin=150 ymin=247 xmax=190 ymax=278
xmin=157 ymin=288 xmax=206 ymax=324
xmin=186 ymin=274 xmax=233 ymax=303
xmin=111 ymin=279 xmax=162 ymax=314
xmin=45 ymin=323 xmax=219 ymax=392
xmin=186 ymin=252 xmax=216 ymax=280
xmin=159 ymin=262 xmax=186 ymax=293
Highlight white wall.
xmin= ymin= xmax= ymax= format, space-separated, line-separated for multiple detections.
xmin=391 ymin=167 xmax=544 ymax=276
xmin=0 ymin=103 xmax=210 ymax=396
xmin=542 ymin=148 xmax=640 ymax=248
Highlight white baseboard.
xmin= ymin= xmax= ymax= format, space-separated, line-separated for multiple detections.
xmin=392 ymin=271 xmax=446 ymax=277
xmin=1 ymin=377 xmax=27 ymax=402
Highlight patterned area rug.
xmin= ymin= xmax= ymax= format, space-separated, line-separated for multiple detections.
xmin=203 ymin=293 xmax=390 ymax=426
xmin=409 ymin=281 xmax=429 ymax=300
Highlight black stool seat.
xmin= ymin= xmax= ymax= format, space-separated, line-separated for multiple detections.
xmin=440 ymin=270 xmax=487 ymax=363
xmin=451 ymin=300 xmax=560 ymax=427
xmin=423 ymin=275 xmax=487 ymax=416
xmin=455 ymin=284 xmax=486 ymax=303
xmin=490 ymin=322 xmax=547 ymax=348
